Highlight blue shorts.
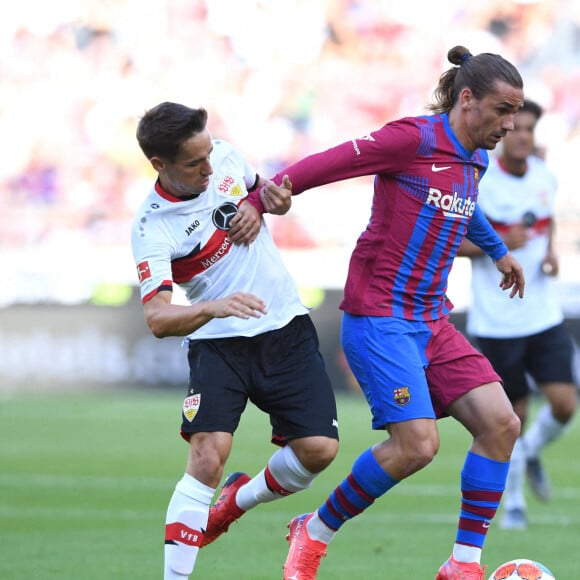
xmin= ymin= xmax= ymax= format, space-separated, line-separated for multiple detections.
xmin=341 ymin=313 xmax=500 ymax=429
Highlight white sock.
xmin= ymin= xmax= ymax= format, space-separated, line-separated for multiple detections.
xmin=452 ymin=544 xmax=481 ymax=564
xmin=306 ymin=511 xmax=335 ymax=544
xmin=503 ymin=438 xmax=526 ymax=511
xmin=236 ymin=446 xmax=316 ymax=510
xmin=164 ymin=474 xmax=215 ymax=580
xmin=523 ymin=404 xmax=566 ymax=458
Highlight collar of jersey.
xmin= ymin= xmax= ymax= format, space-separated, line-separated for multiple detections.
xmin=441 ymin=112 xmax=473 ymax=160
xmin=155 ymin=179 xmax=200 ymax=202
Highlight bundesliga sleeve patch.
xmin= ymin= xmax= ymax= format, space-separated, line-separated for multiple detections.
xmin=183 ymin=394 xmax=201 ymax=422
xmin=137 ymin=260 xmax=152 ymax=283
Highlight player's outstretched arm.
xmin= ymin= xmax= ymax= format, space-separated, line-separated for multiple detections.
xmin=494 ymin=253 xmax=525 ymax=299
xmin=143 ymin=290 xmax=267 ymax=338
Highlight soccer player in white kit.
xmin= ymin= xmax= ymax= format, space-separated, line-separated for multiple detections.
xmin=459 ymin=99 xmax=578 ymax=529
xmin=131 ymin=102 xmax=339 ymax=578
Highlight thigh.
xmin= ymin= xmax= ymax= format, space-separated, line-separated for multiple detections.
xmin=427 ymin=318 xmax=501 ymax=416
xmin=527 ymin=323 xmax=575 ymax=384
xmin=252 ymin=315 xmax=339 ymax=445
xmin=341 ymin=314 xmax=435 ymax=429
xmin=180 ymin=339 xmax=249 ymax=440
xmin=476 ymin=335 xmax=529 ymax=401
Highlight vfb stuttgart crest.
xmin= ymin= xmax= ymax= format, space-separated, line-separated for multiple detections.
xmin=212 ymin=202 xmax=238 ymax=230
xmin=183 ymin=394 xmax=201 ymax=422
xmin=393 ymin=386 xmax=411 ymax=406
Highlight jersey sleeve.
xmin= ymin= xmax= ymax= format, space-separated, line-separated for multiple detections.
xmin=242 ymin=158 xmax=258 ymax=191
xmin=271 ymin=118 xmax=420 ymax=193
xmin=131 ymin=220 xmax=175 ymax=303
xmin=466 ymin=204 xmax=508 ymax=261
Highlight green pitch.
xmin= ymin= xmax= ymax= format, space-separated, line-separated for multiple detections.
xmin=1 ymin=391 xmax=578 ymax=579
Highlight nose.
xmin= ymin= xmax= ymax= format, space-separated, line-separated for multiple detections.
xmin=502 ymin=114 xmax=516 ymax=132
xmin=202 ymin=159 xmax=213 ymax=176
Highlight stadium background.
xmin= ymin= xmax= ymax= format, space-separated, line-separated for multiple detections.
xmin=1 ymin=0 xmax=580 ymax=393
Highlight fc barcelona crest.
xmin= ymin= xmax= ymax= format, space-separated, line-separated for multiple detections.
xmin=393 ymin=386 xmax=411 ymax=406
xmin=183 ymin=394 xmax=201 ymax=422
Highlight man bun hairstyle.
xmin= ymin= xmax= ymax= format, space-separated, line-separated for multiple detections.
xmin=428 ymin=45 xmax=523 ymax=114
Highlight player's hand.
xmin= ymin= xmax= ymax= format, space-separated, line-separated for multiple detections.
xmin=541 ymin=250 xmax=559 ymax=277
xmin=211 ymin=292 xmax=267 ymax=319
xmin=228 ymin=201 xmax=261 ymax=246
xmin=495 ymin=252 xmax=525 ymax=299
xmin=260 ymin=175 xmax=292 ymax=215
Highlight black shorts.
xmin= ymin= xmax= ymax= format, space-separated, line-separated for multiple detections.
xmin=180 ymin=314 xmax=339 ymax=445
xmin=475 ymin=323 xmax=575 ymax=402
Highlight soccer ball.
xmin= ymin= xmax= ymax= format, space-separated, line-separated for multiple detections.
xmin=489 ymin=558 xmax=555 ymax=579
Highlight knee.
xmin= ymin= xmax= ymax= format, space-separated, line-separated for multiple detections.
xmin=187 ymin=433 xmax=230 ymax=487
xmin=551 ymin=388 xmax=578 ymax=423
xmin=384 ymin=431 xmax=439 ymax=479
xmin=292 ymin=436 xmax=339 ymax=473
xmin=504 ymin=409 xmax=522 ymax=443
xmin=192 ymin=452 xmax=223 ymax=479
xmin=403 ymin=436 xmax=440 ymax=473
xmin=505 ymin=413 xmax=522 ymax=443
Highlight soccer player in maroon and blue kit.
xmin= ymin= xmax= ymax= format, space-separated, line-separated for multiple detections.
xmin=272 ymin=46 xmax=526 ymax=580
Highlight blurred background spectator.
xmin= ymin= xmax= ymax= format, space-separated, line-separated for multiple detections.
xmin=2 ymin=0 xmax=580 ymax=308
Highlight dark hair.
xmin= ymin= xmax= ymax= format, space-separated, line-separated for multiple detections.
xmin=136 ymin=102 xmax=208 ymax=162
xmin=428 ymin=45 xmax=523 ymax=114
xmin=520 ymin=99 xmax=543 ymax=120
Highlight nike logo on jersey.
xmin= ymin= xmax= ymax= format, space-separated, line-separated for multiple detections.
xmin=431 ymin=163 xmax=452 ymax=172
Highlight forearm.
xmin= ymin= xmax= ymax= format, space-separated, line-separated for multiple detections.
xmin=457 ymin=237 xmax=485 ymax=258
xmin=271 ymin=149 xmax=353 ymax=194
xmin=466 ymin=205 xmax=508 ymax=261
xmin=245 ymin=177 xmax=266 ymax=214
xmin=145 ymin=301 xmax=213 ymax=338
xmin=144 ymin=291 xmax=267 ymax=338
xmin=271 ymin=137 xmax=392 ymax=194
xmin=547 ymin=217 xmax=555 ymax=253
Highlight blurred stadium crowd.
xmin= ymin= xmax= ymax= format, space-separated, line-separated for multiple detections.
xmin=2 ymin=0 xmax=580 ymax=304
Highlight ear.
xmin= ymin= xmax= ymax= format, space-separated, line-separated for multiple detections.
xmin=150 ymin=156 xmax=164 ymax=172
xmin=459 ymin=87 xmax=474 ymax=110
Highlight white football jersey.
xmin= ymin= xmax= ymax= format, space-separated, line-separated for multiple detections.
xmin=131 ymin=139 xmax=308 ymax=339
xmin=467 ymin=155 xmax=563 ymax=338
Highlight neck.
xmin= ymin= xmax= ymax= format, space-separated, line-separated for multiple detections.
xmin=447 ymin=109 xmax=477 ymax=153
xmin=499 ymin=157 xmax=527 ymax=177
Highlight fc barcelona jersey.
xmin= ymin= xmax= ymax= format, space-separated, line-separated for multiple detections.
xmin=274 ymin=114 xmax=506 ymax=321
